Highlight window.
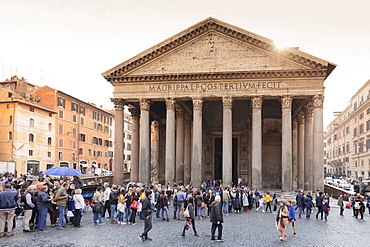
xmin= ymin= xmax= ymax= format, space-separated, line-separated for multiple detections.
xmin=334 ymin=134 xmax=337 ymax=141
xmin=360 ymin=124 xmax=364 ymax=134
xmin=30 ymin=107 xmax=34 ymax=112
xmin=29 ymin=150 xmax=33 ymax=156
xmin=9 ymin=115 xmax=12 ymax=124
xmin=127 ymin=134 xmax=132 ymax=140
xmin=72 ymin=115 xmax=77 ymax=123
xmin=127 ymin=155 xmax=131 ymax=160
xmin=72 ymin=153 xmax=76 ymax=161
xmin=71 ymin=103 xmax=78 ymax=113
xmin=58 ymin=97 xmax=65 ymax=108
xmin=72 ymin=128 xmax=76 ymax=138
xmin=59 ymin=110 xmax=64 ymax=119
xmin=88 ymin=149 xmax=92 ymax=156
xmin=367 ymin=108 xmax=370 ymax=115
xmin=79 ymin=133 xmax=86 ymax=142
xmin=48 ymin=151 xmax=52 ymax=158
xmin=354 ymin=128 xmax=357 ymax=137
xmin=48 ymin=123 xmax=52 ymax=131
xmin=104 ymin=126 xmax=109 ymax=133
xmin=80 ymin=117 xmax=85 ymax=126
xmin=49 ymin=113 xmax=53 ymax=117
xmin=80 ymin=106 xmax=85 ymax=115
xmin=78 ymin=148 xmax=83 ymax=155
xmin=58 ymin=152 xmax=63 ymax=160
xmin=8 ymin=131 xmax=12 ymax=140
xmin=342 ymin=146 xmax=345 ymax=154
xmin=97 ymin=113 xmax=102 ymax=122
xmin=360 ymin=113 xmax=364 ymax=119
xmin=58 ymin=138 xmax=64 ymax=147
xmin=97 ymin=151 xmax=102 ymax=157
xmin=109 ymin=118 xmax=112 ymax=126
xmin=29 ymin=133 xmax=34 ymax=142
xmin=98 ymin=138 xmax=102 ymax=146
xmin=105 ymin=152 xmax=108 ymax=158
xmin=30 ymin=118 xmax=35 ymax=127
xmin=47 ymin=137 xmax=52 ymax=145
xmin=346 ymin=126 xmax=349 ymax=134
xmin=93 ymin=150 xmax=96 ymax=157
xmin=93 ymin=111 xmax=97 ymax=120
xmin=58 ymin=124 xmax=64 ymax=135
xmin=72 ymin=141 xmax=76 ymax=150
xmin=354 ymin=102 xmax=357 ymax=110
xmin=109 ymin=151 xmax=113 ymax=158
xmin=346 ymin=144 xmax=349 ymax=153
xmin=127 ymin=143 xmax=131 ymax=150
xmin=97 ymin=124 xmax=102 ymax=131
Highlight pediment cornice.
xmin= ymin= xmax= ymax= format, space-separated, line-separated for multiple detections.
xmin=103 ymin=17 xmax=336 ymax=81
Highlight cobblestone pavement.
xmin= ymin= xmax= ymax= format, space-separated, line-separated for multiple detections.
xmin=1 ymin=203 xmax=369 ymax=247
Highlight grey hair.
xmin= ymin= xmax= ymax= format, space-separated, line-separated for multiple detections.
xmin=27 ymin=185 xmax=36 ymax=191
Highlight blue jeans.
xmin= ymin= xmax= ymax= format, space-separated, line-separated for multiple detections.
xmin=38 ymin=208 xmax=48 ymax=230
xmin=125 ymin=207 xmax=131 ymax=221
xmin=196 ymin=205 xmax=203 ymax=218
xmin=156 ymin=204 xmax=161 ymax=218
xmin=57 ymin=206 xmax=66 ymax=228
xmin=306 ymin=208 xmax=312 ymax=218
xmin=110 ymin=204 xmax=116 ymax=222
xmin=324 ymin=211 xmax=329 ymax=220
xmin=118 ymin=211 xmax=124 ymax=222
xmin=298 ymin=206 xmax=304 ymax=218
xmin=222 ymin=201 xmax=229 ymax=215
xmin=340 ymin=206 xmax=344 ymax=215
xmin=93 ymin=212 xmax=103 ymax=223
xmin=161 ymin=207 xmax=169 ymax=219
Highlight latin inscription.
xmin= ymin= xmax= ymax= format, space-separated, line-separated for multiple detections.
xmin=149 ymin=82 xmax=281 ymax=92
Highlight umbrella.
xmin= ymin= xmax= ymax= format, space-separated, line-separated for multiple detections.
xmin=43 ymin=167 xmax=82 ymax=176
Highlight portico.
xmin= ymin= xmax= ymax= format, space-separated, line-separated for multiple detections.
xmin=104 ymin=17 xmax=335 ymax=191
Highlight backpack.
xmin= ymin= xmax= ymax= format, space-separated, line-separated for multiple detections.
xmin=354 ymin=201 xmax=361 ymax=209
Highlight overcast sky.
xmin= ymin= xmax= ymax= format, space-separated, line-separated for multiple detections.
xmin=1 ymin=0 xmax=369 ymax=126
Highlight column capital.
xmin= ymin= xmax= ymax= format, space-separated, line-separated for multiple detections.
xmin=192 ymin=98 xmax=203 ymax=110
xmin=280 ymin=96 xmax=293 ymax=110
xmin=297 ymin=112 xmax=305 ymax=125
xmin=175 ymin=106 xmax=185 ymax=118
xmin=111 ymin=98 xmax=126 ymax=110
xmin=140 ymin=99 xmax=152 ymax=111
xmin=304 ymin=103 xmax=314 ymax=118
xmin=312 ymin=95 xmax=324 ymax=108
xmin=222 ymin=96 xmax=233 ymax=109
xmin=129 ymin=107 xmax=139 ymax=117
xmin=166 ymin=98 xmax=176 ymax=110
xmin=251 ymin=96 xmax=263 ymax=109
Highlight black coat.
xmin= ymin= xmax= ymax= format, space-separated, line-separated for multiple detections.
xmin=141 ymin=197 xmax=152 ymax=217
xmin=210 ymin=201 xmax=223 ymax=224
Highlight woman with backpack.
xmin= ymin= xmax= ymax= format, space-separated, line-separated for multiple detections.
xmin=181 ymin=197 xmax=199 ymax=237
xmin=322 ymin=197 xmax=331 ymax=221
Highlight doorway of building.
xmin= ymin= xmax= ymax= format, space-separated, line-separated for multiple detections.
xmin=214 ymin=138 xmax=238 ymax=185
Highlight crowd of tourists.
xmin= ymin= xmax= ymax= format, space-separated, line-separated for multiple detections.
xmin=1 ymin=173 xmax=370 ymax=243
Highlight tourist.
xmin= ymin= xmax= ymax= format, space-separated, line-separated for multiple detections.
xmin=242 ymin=189 xmax=249 ymax=212
xmin=22 ymin=185 xmax=36 ymax=232
xmin=176 ymin=188 xmax=186 ymax=220
xmin=353 ymin=193 xmax=365 ymax=220
xmin=128 ymin=190 xmax=139 ymax=225
xmin=222 ymin=188 xmax=230 ymax=215
xmin=276 ymin=201 xmax=289 ymax=242
xmin=102 ymin=182 xmax=111 ymax=219
xmin=286 ymin=201 xmax=297 ymax=236
xmin=296 ymin=191 xmax=305 ymax=218
xmin=305 ymin=192 xmax=314 ymax=219
xmin=322 ymin=197 xmax=330 ymax=221
xmin=92 ymin=187 xmax=104 ymax=225
xmin=315 ymin=192 xmax=324 ymax=220
xmin=210 ymin=195 xmax=223 ymax=242
xmin=265 ymin=192 xmax=272 ymax=213
xmin=49 ymin=181 xmax=60 ymax=227
xmin=195 ymin=190 xmax=204 ymax=220
xmin=54 ymin=183 xmax=69 ymax=230
xmin=159 ymin=190 xmax=169 ymax=221
xmin=109 ymin=187 xmax=119 ymax=224
xmin=181 ymin=197 xmax=199 ymax=237
xmin=172 ymin=189 xmax=178 ymax=219
xmin=72 ymin=176 xmax=83 ymax=189
xmin=337 ymin=194 xmax=344 ymax=216
xmin=233 ymin=189 xmax=242 ymax=213
xmin=256 ymin=194 xmax=264 ymax=212
xmin=139 ymin=190 xmax=153 ymax=242
xmin=0 ymin=183 xmax=18 ymax=237
xmin=254 ymin=189 xmax=260 ymax=208
xmin=72 ymin=188 xmax=85 ymax=227
xmin=117 ymin=188 xmax=126 ymax=225
xmin=272 ymin=194 xmax=278 ymax=214
xmin=36 ymin=186 xmax=52 ymax=231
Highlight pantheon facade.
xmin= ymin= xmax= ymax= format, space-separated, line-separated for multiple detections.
xmin=103 ymin=18 xmax=336 ymax=192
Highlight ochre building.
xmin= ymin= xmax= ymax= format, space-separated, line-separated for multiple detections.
xmin=104 ymin=18 xmax=336 ymax=191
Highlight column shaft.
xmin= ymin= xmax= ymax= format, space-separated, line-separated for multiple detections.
xmin=251 ymin=97 xmax=263 ymax=189
xmin=304 ymin=104 xmax=314 ymax=191
xmin=297 ymin=113 xmax=305 ymax=190
xmin=184 ymin=117 xmax=192 ymax=185
xmin=292 ymin=120 xmax=298 ymax=191
xmin=222 ymin=97 xmax=233 ymax=187
xmin=192 ymin=98 xmax=203 ymax=188
xmin=175 ymin=107 xmax=185 ymax=184
xmin=139 ymin=99 xmax=151 ymax=185
xmin=111 ymin=98 xmax=125 ymax=185
xmin=281 ymin=96 xmax=293 ymax=191
xmin=165 ymin=99 xmax=176 ymax=186
xmin=129 ymin=107 xmax=140 ymax=182
xmin=313 ymin=95 xmax=325 ymax=192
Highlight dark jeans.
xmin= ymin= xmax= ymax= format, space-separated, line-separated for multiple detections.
xmin=129 ymin=208 xmax=137 ymax=223
xmin=265 ymin=202 xmax=272 ymax=212
xmin=316 ymin=206 xmax=323 ymax=219
xmin=73 ymin=209 xmax=82 ymax=227
xmin=211 ymin=223 xmax=223 ymax=240
xmin=340 ymin=206 xmax=344 ymax=215
xmin=182 ymin=218 xmax=197 ymax=235
xmin=102 ymin=201 xmax=111 ymax=218
xmin=49 ymin=205 xmax=59 ymax=225
xmin=141 ymin=215 xmax=152 ymax=239
xmin=355 ymin=209 xmax=363 ymax=219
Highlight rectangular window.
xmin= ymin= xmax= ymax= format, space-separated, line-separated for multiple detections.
xmin=72 ymin=128 xmax=77 ymax=138
xmin=127 ymin=155 xmax=131 ymax=161
xmin=93 ymin=111 xmax=97 ymax=120
xmin=79 ymin=133 xmax=86 ymax=142
xmin=127 ymin=143 xmax=131 ymax=150
xmin=59 ymin=110 xmax=64 ymax=119
xmin=72 ymin=114 xmax=77 ymax=123
xmin=360 ymin=124 xmax=364 ymax=134
xmin=346 ymin=144 xmax=349 ymax=153
xmin=72 ymin=141 xmax=76 ymax=150
xmin=78 ymin=147 xmax=83 ymax=155
xmin=109 ymin=151 xmax=113 ymax=158
xmin=80 ymin=106 xmax=85 ymax=115
xmin=72 ymin=153 xmax=76 ymax=161
xmin=97 ymin=113 xmax=102 ymax=122
xmin=58 ymin=138 xmax=64 ymax=147
xmin=354 ymin=128 xmax=357 ymax=137
xmin=360 ymin=113 xmax=364 ymax=119
xmin=30 ymin=107 xmax=34 ymax=112
xmin=80 ymin=117 xmax=85 ymax=126
xmin=29 ymin=150 xmax=33 ymax=156
xmin=58 ymin=97 xmax=65 ymax=108
xmin=71 ymin=103 xmax=78 ymax=113
xmin=48 ymin=151 xmax=52 ymax=158
xmin=58 ymin=124 xmax=64 ymax=135
xmin=346 ymin=126 xmax=349 ymax=134
xmin=88 ymin=149 xmax=92 ymax=156
xmin=58 ymin=151 xmax=63 ymax=160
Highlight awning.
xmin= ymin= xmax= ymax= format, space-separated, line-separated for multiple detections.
xmin=27 ymin=160 xmax=40 ymax=165
xmin=80 ymin=163 xmax=88 ymax=168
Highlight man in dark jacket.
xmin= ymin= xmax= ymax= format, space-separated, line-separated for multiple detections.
xmin=36 ymin=186 xmax=52 ymax=231
xmin=73 ymin=176 xmax=83 ymax=189
xmin=296 ymin=191 xmax=305 ymax=218
xmin=109 ymin=187 xmax=118 ymax=224
xmin=139 ymin=190 xmax=153 ymax=242
xmin=0 ymin=183 xmax=18 ymax=237
xmin=210 ymin=195 xmax=223 ymax=242
xmin=315 ymin=192 xmax=324 ymax=220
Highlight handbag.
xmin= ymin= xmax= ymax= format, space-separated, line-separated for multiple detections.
xmin=183 ymin=205 xmax=190 ymax=218
xmin=67 ymin=210 xmax=74 ymax=217
xmin=130 ymin=200 xmax=140 ymax=210
xmin=201 ymin=201 xmax=206 ymax=208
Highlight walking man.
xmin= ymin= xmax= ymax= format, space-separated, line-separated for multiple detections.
xmin=0 ymin=183 xmax=18 ymax=237
xmin=139 ymin=190 xmax=153 ymax=242
xmin=210 ymin=195 xmax=224 ymax=242
xmin=337 ymin=194 xmax=344 ymax=216
xmin=55 ymin=183 xmax=69 ymax=230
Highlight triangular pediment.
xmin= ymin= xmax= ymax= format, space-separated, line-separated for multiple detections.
xmin=103 ymin=17 xmax=336 ymax=81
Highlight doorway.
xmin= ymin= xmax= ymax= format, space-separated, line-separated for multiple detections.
xmin=214 ymin=138 xmax=238 ymax=185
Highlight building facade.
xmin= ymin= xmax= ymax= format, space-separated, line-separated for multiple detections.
xmin=325 ymin=79 xmax=370 ymax=181
xmin=104 ymin=18 xmax=335 ymax=191
xmin=0 ymin=77 xmax=56 ymax=174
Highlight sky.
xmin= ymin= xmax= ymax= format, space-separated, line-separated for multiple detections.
xmin=0 ymin=0 xmax=369 ymax=126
